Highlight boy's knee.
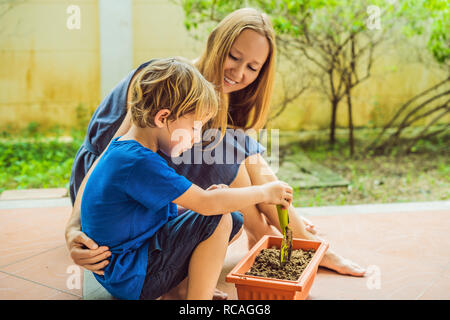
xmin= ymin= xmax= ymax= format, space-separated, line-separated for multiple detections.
xmin=218 ymin=213 xmax=233 ymax=233
xmin=215 ymin=212 xmax=243 ymax=240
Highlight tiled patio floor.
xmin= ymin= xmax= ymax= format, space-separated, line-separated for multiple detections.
xmin=219 ymin=207 xmax=450 ymax=300
xmin=0 ymin=194 xmax=449 ymax=300
xmin=0 ymin=206 xmax=82 ymax=299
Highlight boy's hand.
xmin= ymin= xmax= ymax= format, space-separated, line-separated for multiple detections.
xmin=261 ymin=181 xmax=293 ymax=209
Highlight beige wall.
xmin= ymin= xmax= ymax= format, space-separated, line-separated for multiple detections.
xmin=0 ymin=0 xmax=100 ymax=131
xmin=268 ymin=43 xmax=450 ymax=130
xmin=132 ymin=0 xmax=202 ymax=65
xmin=0 ymin=0 xmax=448 ymax=132
xmin=0 ymin=0 xmax=202 ymax=131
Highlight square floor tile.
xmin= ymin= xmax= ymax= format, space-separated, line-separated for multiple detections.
xmin=1 ymin=245 xmax=83 ymax=298
xmin=0 ymin=272 xmax=81 ymax=300
xmin=0 ymin=207 xmax=71 ymax=267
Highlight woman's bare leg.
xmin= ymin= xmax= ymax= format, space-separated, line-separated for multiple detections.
xmin=231 ymin=154 xmax=366 ymax=277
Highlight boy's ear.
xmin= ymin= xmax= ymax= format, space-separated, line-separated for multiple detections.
xmin=154 ymin=109 xmax=171 ymax=128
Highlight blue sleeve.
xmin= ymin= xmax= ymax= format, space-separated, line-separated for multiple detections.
xmin=125 ymin=154 xmax=193 ymax=212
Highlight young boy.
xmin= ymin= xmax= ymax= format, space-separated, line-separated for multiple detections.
xmin=80 ymin=57 xmax=293 ymax=300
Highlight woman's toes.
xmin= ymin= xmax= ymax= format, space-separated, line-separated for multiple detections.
xmin=338 ymin=260 xmax=366 ymax=277
xmin=349 ymin=263 xmax=366 ymax=276
xmin=306 ymin=226 xmax=317 ymax=234
xmin=301 ymin=217 xmax=317 ymax=234
xmin=320 ymin=252 xmax=366 ymax=277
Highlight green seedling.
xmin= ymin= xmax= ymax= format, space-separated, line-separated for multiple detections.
xmin=277 ymin=204 xmax=293 ymax=267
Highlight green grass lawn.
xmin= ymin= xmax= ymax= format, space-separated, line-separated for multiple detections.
xmin=0 ymin=128 xmax=83 ymax=194
xmin=279 ymin=129 xmax=450 ymax=207
xmin=0 ymin=127 xmax=448 ymax=206
xmin=0 ymin=139 xmax=78 ymax=194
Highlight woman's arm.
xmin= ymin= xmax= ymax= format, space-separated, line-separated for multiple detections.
xmin=174 ymin=180 xmax=293 ymax=216
xmin=65 ymin=110 xmax=133 ymax=275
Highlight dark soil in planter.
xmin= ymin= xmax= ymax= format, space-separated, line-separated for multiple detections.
xmin=245 ymin=247 xmax=316 ymax=281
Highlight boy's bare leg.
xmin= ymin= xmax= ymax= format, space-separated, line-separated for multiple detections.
xmin=186 ymin=213 xmax=232 ymax=299
xmin=160 ymin=223 xmax=243 ymax=300
xmin=230 ymin=154 xmax=366 ymax=277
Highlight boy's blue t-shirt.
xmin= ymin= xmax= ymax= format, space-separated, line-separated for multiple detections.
xmin=80 ymin=137 xmax=193 ymax=300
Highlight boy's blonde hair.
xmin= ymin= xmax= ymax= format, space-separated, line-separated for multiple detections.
xmin=195 ymin=8 xmax=277 ymax=130
xmin=129 ymin=57 xmax=218 ymax=128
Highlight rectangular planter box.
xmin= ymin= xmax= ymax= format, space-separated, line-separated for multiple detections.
xmin=226 ymin=235 xmax=329 ymax=300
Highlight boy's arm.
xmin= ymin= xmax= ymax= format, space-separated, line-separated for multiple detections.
xmin=176 ymin=184 xmax=225 ymax=214
xmin=173 ymin=181 xmax=292 ymax=216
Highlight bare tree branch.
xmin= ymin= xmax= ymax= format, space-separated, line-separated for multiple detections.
xmin=404 ymin=107 xmax=450 ymax=152
xmin=365 ymin=76 xmax=450 ymax=152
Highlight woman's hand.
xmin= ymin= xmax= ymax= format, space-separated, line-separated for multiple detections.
xmin=66 ymin=230 xmax=111 ymax=276
xmin=206 ymin=184 xmax=229 ymax=191
xmin=261 ymin=181 xmax=293 ymax=209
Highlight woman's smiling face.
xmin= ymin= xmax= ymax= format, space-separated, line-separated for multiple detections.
xmin=222 ymin=28 xmax=270 ymax=94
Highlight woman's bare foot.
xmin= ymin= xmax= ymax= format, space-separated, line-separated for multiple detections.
xmin=320 ymin=250 xmax=366 ymax=277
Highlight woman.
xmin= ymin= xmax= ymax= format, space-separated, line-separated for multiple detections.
xmin=65 ymin=8 xmax=365 ymax=285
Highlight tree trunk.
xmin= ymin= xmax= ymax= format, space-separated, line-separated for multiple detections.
xmin=347 ymin=34 xmax=356 ymax=157
xmin=329 ymin=100 xmax=338 ymax=148
xmin=346 ymin=85 xmax=354 ymax=157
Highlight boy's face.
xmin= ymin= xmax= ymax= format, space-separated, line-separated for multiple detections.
xmin=158 ymin=113 xmax=203 ymax=158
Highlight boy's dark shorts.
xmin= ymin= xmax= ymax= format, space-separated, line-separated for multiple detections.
xmin=139 ymin=210 xmax=243 ymax=300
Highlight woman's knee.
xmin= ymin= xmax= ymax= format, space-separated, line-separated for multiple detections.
xmin=230 ymin=161 xmax=252 ymax=188
xmin=230 ymin=154 xmax=277 ymax=189
xmin=245 ymin=154 xmax=278 ymax=184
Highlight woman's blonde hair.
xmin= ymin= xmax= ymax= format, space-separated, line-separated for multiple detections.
xmin=129 ymin=57 xmax=218 ymax=128
xmin=195 ymin=7 xmax=276 ymax=130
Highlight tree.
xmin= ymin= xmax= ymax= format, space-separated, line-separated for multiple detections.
xmin=176 ymin=0 xmax=400 ymax=157
xmin=177 ymin=0 xmax=448 ymax=155
xmin=365 ymin=0 xmax=449 ymax=155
